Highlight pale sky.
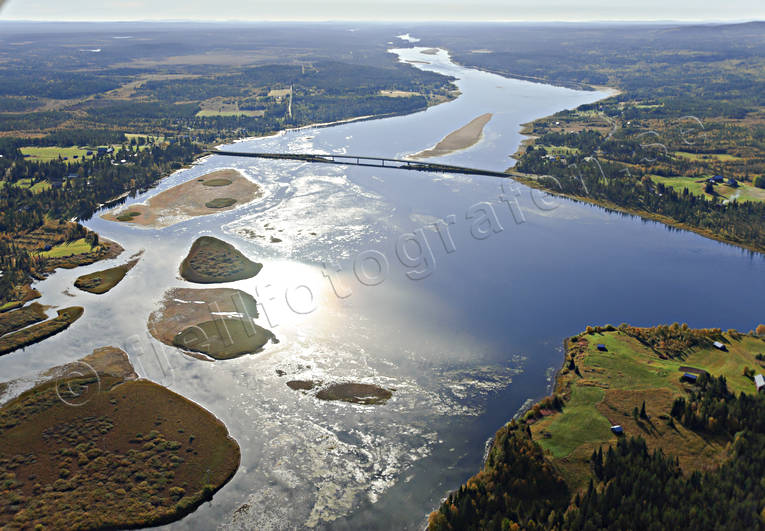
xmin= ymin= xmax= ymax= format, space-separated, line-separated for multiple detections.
xmin=1 ymin=0 xmax=763 ymax=22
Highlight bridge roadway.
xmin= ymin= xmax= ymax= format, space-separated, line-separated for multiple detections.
xmin=209 ymin=149 xmax=515 ymax=179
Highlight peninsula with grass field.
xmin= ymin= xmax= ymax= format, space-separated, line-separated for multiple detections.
xmin=409 ymin=113 xmax=493 ymax=159
xmin=180 ymin=236 xmax=262 ymax=284
xmin=0 ymin=347 xmax=241 ymax=529
xmin=428 ymin=323 xmax=765 ymax=530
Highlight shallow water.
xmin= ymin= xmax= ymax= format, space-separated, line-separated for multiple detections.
xmin=1 ymin=42 xmax=764 ymax=530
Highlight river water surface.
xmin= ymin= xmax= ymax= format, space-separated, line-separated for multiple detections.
xmin=1 ymin=43 xmax=764 ymax=530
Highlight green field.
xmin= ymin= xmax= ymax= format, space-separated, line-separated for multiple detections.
xmin=1 ymin=177 xmax=52 ymax=193
xmin=673 ymin=151 xmax=743 ymax=162
xmin=38 ymin=238 xmax=94 ymax=258
xmin=529 ymin=327 xmax=765 ymax=487
xmin=652 ymin=175 xmax=765 ymax=203
xmin=195 ymin=109 xmax=264 ymax=117
xmin=20 ymin=146 xmax=93 ymax=162
xmin=533 ymin=385 xmax=613 ymax=458
xmin=20 ymin=142 xmax=154 ymax=164
xmin=541 ymin=144 xmax=581 ymax=156
xmin=125 ymin=133 xmax=164 ymax=142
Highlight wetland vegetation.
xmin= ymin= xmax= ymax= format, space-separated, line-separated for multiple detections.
xmin=104 ymin=169 xmax=260 ymax=228
xmin=286 ymin=381 xmax=394 ymax=405
xmin=74 ymin=253 xmax=142 ymax=294
xmin=179 ymin=236 xmax=262 ymax=284
xmin=173 ymin=318 xmax=276 ymax=361
xmin=0 ymin=306 xmax=83 ymax=356
xmin=0 ymin=347 xmax=241 ymax=529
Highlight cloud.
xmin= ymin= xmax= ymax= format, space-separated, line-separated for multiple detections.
xmin=0 ymin=0 xmax=763 ymax=21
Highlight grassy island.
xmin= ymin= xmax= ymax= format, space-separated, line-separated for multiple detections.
xmin=74 ymin=254 xmax=142 ymax=294
xmin=429 ymin=324 xmax=765 ymax=530
xmin=0 ymin=347 xmax=241 ymax=529
xmin=0 ymin=306 xmax=84 ymax=356
xmin=173 ymin=318 xmax=275 ymax=360
xmin=180 ymin=236 xmax=262 ymax=284
xmin=103 ymin=169 xmax=260 ymax=229
xmin=149 ymin=287 xmax=275 ymax=361
xmin=285 ymin=380 xmax=393 ymax=405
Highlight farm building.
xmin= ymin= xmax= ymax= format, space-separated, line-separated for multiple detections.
xmin=755 ymin=374 xmax=765 ymax=393
xmin=682 ymin=372 xmax=698 ymax=383
xmin=713 ymin=341 xmax=726 ymax=351
xmin=597 ymin=344 xmax=607 ymax=351
xmin=611 ymin=425 xmax=624 ymax=435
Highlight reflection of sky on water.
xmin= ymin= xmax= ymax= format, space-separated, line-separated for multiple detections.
xmin=1 ymin=43 xmax=764 ymax=530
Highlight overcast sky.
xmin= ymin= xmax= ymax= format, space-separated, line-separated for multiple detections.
xmin=1 ymin=0 xmax=763 ymax=22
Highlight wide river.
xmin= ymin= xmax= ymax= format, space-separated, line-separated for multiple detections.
xmin=2 ymin=43 xmax=765 ymax=530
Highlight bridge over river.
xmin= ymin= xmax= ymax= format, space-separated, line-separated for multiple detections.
xmin=209 ymin=150 xmax=520 ymax=179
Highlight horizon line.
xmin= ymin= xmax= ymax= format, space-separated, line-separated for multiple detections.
xmin=1 ymin=18 xmax=763 ymax=24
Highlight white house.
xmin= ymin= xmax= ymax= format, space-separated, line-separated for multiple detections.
xmin=755 ymin=374 xmax=765 ymax=393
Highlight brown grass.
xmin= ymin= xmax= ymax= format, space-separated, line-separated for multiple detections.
xmin=148 ymin=287 xmax=260 ymax=345
xmin=103 ymin=169 xmax=260 ymax=228
xmin=316 ymin=383 xmax=393 ymax=405
xmin=0 ymin=307 xmax=83 ymax=356
xmin=74 ymin=255 xmax=141 ymax=294
xmin=179 ymin=236 xmax=261 ymax=284
xmin=0 ymin=348 xmax=240 ymax=529
xmin=0 ymin=302 xmax=48 ymax=337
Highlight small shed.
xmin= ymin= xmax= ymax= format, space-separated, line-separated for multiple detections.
xmin=755 ymin=374 xmax=765 ymax=393
xmin=682 ymin=372 xmax=698 ymax=383
xmin=597 ymin=344 xmax=608 ymax=352
xmin=713 ymin=341 xmax=726 ymax=351
xmin=611 ymin=425 xmax=624 ymax=435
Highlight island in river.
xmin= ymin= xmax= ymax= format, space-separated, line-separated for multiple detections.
xmin=74 ymin=251 xmax=143 ymax=294
xmin=428 ymin=324 xmax=765 ymax=530
xmin=103 ymin=169 xmax=261 ymax=229
xmin=409 ymin=113 xmax=492 ymax=159
xmin=285 ymin=380 xmax=394 ymax=405
xmin=180 ymin=236 xmax=262 ymax=284
xmin=0 ymin=306 xmax=84 ymax=356
xmin=148 ymin=287 xmax=276 ymax=361
xmin=0 ymin=347 xmax=241 ymax=529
